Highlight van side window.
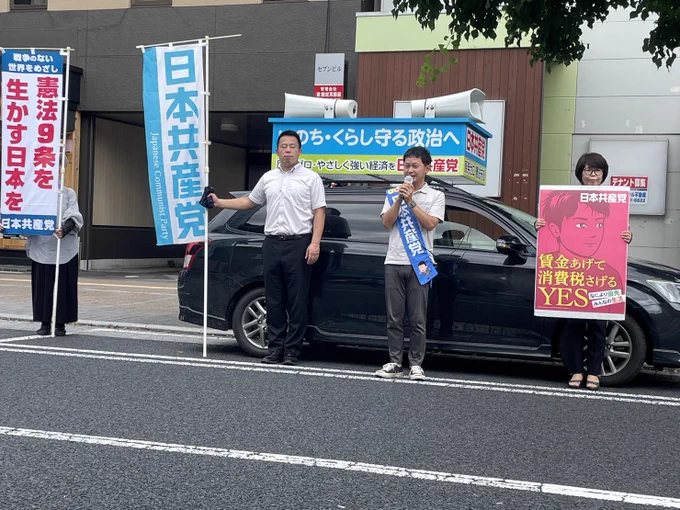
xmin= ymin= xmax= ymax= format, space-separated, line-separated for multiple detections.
xmin=226 ymin=206 xmax=267 ymax=234
xmin=434 ymin=205 xmax=509 ymax=251
xmin=323 ymin=201 xmax=389 ymax=243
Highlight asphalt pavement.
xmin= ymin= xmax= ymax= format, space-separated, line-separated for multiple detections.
xmin=0 ymin=320 xmax=679 ymax=509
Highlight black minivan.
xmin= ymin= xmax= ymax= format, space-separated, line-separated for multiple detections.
xmin=178 ymin=183 xmax=680 ymax=385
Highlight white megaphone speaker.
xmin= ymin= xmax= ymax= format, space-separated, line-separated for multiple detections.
xmin=410 ymin=88 xmax=486 ymax=123
xmin=284 ymin=93 xmax=358 ymax=119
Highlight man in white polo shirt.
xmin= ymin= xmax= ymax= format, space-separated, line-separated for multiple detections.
xmin=376 ymin=146 xmax=445 ymax=380
xmin=206 ymin=130 xmax=326 ymax=365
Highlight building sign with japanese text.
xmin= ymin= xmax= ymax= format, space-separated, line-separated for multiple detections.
xmin=142 ymin=44 xmax=206 ymax=246
xmin=314 ymin=53 xmax=344 ymax=99
xmin=1 ymin=49 xmax=63 ymax=236
xmin=269 ymin=118 xmax=491 ymax=185
xmin=534 ymin=185 xmax=631 ymax=320
xmin=611 ymin=175 xmax=648 ymax=205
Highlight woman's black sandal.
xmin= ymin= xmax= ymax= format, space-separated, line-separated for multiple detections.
xmin=568 ymin=374 xmax=584 ymax=388
xmin=586 ymin=376 xmax=600 ymax=390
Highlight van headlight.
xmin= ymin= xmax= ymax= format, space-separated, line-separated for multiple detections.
xmin=647 ymin=280 xmax=680 ymax=304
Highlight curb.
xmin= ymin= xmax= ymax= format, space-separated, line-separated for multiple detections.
xmin=0 ymin=314 xmax=234 ymax=338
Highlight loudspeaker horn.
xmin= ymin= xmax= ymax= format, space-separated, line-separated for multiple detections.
xmin=284 ymin=93 xmax=358 ymax=119
xmin=411 ymin=88 xmax=486 ymax=123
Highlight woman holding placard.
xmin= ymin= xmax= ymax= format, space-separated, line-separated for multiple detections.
xmin=534 ymin=153 xmax=632 ymax=390
xmin=0 ymin=187 xmax=83 ymax=336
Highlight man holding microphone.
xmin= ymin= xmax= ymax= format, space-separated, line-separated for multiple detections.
xmin=376 ymin=146 xmax=445 ymax=380
xmin=203 ymin=130 xmax=326 ymax=365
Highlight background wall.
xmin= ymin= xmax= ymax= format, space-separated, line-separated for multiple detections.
xmin=0 ymin=1 xmax=360 ymax=112
xmin=572 ymin=8 xmax=680 ymax=268
xmin=357 ymin=48 xmax=543 ymax=214
xmin=93 ymin=119 xmax=151 ymax=227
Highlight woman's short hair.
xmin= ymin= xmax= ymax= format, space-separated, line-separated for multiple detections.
xmin=575 ymin=152 xmax=609 ymax=184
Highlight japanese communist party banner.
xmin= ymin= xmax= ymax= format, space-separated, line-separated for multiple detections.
xmin=534 ymin=185 xmax=631 ymax=321
xmin=1 ymin=49 xmax=64 ymax=236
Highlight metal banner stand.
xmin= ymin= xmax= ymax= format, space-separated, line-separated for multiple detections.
xmin=137 ymin=34 xmax=241 ymax=358
xmin=51 ymin=47 xmax=73 ymax=338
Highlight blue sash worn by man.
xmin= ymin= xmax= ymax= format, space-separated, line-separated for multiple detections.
xmin=376 ymin=146 xmax=445 ymax=381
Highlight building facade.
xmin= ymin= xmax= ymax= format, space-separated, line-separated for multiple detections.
xmin=538 ymin=8 xmax=680 ymax=269
xmin=0 ymin=0 xmax=360 ymax=268
xmin=1 ymin=1 xmax=678 ymax=269
xmin=356 ymin=4 xmax=679 ymax=269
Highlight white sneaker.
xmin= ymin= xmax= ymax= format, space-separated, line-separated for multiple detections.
xmin=409 ymin=366 xmax=426 ymax=380
xmin=375 ymin=362 xmax=403 ymax=378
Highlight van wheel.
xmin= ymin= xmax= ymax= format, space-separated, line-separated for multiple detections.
xmin=232 ymin=288 xmax=268 ymax=358
xmin=599 ymin=316 xmax=646 ymax=386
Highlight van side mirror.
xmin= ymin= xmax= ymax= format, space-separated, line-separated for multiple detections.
xmin=496 ymin=234 xmax=525 ymax=255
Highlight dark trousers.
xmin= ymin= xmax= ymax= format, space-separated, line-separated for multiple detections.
xmin=262 ymin=234 xmax=313 ymax=357
xmin=385 ymin=264 xmax=429 ymax=367
xmin=560 ymin=319 xmax=607 ymax=376
xmin=31 ymin=255 xmax=79 ymax=325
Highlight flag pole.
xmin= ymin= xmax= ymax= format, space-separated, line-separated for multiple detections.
xmin=135 ymin=34 xmax=241 ymax=51
xmin=202 ymin=36 xmax=211 ymax=358
xmin=51 ymin=47 xmax=73 ymax=338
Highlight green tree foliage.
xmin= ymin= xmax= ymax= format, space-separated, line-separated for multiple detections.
xmin=390 ymin=0 xmax=679 ymax=86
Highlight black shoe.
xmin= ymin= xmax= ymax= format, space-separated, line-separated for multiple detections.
xmin=36 ymin=323 xmax=50 ymax=335
xmin=261 ymin=351 xmax=283 ymax=364
xmin=281 ymin=353 xmax=298 ymax=366
xmin=55 ymin=326 xmax=66 ymax=337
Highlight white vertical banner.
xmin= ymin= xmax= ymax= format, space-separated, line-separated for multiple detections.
xmin=1 ymin=49 xmax=64 ymax=235
xmin=142 ymin=43 xmax=206 ymax=246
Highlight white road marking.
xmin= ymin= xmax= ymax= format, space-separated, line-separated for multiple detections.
xmin=0 ymin=334 xmax=46 ymax=343
xmin=0 ymin=425 xmax=678 ymax=508
xmin=0 ymin=277 xmax=175 ymax=290
xmin=1 ymin=343 xmax=678 ymax=407
xmin=86 ymin=328 xmax=226 ymax=340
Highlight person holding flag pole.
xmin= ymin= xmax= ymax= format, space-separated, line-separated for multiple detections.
xmin=0 ymin=46 xmax=80 ymax=337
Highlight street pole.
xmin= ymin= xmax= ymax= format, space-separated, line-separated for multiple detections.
xmin=202 ymin=36 xmax=211 ymax=358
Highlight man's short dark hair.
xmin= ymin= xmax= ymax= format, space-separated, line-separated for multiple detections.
xmin=277 ymin=130 xmax=302 ymax=148
xmin=418 ymin=261 xmax=427 ymax=267
xmin=403 ymin=146 xmax=432 ymax=166
xmin=575 ymin=152 xmax=609 ymax=183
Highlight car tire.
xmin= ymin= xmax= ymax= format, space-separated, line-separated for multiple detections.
xmin=232 ymin=288 xmax=269 ymax=358
xmin=599 ymin=316 xmax=647 ymax=386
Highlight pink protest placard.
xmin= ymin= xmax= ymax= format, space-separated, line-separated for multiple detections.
xmin=534 ymin=186 xmax=631 ymax=320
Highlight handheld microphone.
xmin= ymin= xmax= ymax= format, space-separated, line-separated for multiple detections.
xmin=404 ymin=175 xmax=414 ymax=185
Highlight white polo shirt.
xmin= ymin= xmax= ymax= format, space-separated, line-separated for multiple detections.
xmin=249 ymin=163 xmax=327 ymax=236
xmin=381 ymin=183 xmax=445 ymax=265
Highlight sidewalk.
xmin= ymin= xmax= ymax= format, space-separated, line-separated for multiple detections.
xmin=0 ymin=266 xmax=229 ymax=335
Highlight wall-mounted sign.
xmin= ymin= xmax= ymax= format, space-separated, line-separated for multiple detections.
xmin=269 ymin=118 xmax=491 ymax=185
xmin=588 ymin=139 xmax=668 ymax=216
xmin=611 ymin=175 xmax=648 ymax=205
xmin=314 ymin=53 xmax=345 ymax=99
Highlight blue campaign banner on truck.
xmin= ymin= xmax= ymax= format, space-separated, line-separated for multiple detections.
xmin=1 ymin=49 xmax=64 ymax=236
xmin=269 ymin=118 xmax=492 ymax=185
xmin=142 ymin=44 xmax=206 ymax=246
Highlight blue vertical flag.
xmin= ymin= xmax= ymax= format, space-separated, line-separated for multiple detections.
xmin=142 ymin=44 xmax=206 ymax=246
